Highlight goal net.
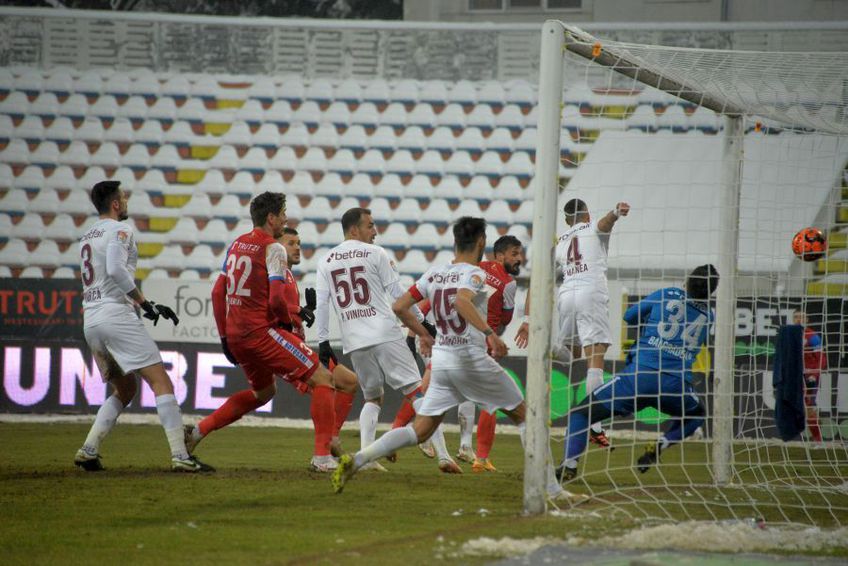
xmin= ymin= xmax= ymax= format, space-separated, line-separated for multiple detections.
xmin=524 ymin=21 xmax=848 ymax=527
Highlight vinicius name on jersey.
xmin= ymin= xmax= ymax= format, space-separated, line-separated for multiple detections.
xmin=342 ymin=305 xmax=377 ymax=320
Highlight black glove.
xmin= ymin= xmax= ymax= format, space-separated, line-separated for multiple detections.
xmin=304 ymin=287 xmax=317 ymax=311
xmin=140 ymin=300 xmax=180 ymax=326
xmin=278 ymin=321 xmax=294 ymax=332
xmin=299 ymin=307 xmax=315 ymax=328
xmin=220 ymin=337 xmax=238 ymax=365
xmin=406 ymin=335 xmax=417 ymax=355
xmin=318 ymin=341 xmax=337 ymax=367
xmin=421 ymin=320 xmax=437 ymax=339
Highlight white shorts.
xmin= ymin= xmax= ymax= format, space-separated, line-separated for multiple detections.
xmin=84 ymin=303 xmax=161 ymax=379
xmin=417 ymin=355 xmax=524 ymax=417
xmin=349 ymin=338 xmax=421 ymax=400
xmin=555 ymin=285 xmax=612 ymax=350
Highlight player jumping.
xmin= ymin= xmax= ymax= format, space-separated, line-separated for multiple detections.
xmin=184 ymin=192 xmax=337 ymax=466
xmin=557 ymin=264 xmax=718 ymax=480
xmin=74 ymin=180 xmax=213 ymax=473
xmin=332 ymin=216 xmax=588 ymax=506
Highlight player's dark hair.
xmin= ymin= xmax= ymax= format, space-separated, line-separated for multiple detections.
xmin=563 ymin=198 xmax=588 ymax=225
xmin=686 ymin=264 xmax=719 ymax=300
xmin=493 ymin=235 xmax=522 ymax=256
xmin=250 ymin=191 xmax=286 ymax=227
xmin=453 ymin=216 xmax=487 ymax=253
xmin=283 ymin=227 xmax=298 ymax=236
xmin=341 ymin=207 xmax=371 ymax=234
xmin=90 ymin=180 xmax=121 ymax=215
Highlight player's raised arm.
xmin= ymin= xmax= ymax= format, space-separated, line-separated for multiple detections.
xmin=596 ymin=202 xmax=630 ymax=233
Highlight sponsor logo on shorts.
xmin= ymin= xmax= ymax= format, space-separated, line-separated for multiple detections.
xmin=268 ymin=329 xmax=314 ymax=369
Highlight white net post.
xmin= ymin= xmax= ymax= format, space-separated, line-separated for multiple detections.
xmin=712 ymin=115 xmax=743 ymax=484
xmin=523 ymin=19 xmax=565 ymax=516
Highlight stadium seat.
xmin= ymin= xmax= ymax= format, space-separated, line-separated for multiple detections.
xmin=350 ymin=102 xmax=380 ymax=129
xmin=419 ymin=81 xmax=448 ymax=108
xmin=115 ymin=96 xmax=148 ymax=121
xmin=222 ymin=121 xmax=253 ymax=146
xmin=280 ymin=122 xmax=311 ymax=148
xmin=294 ymin=221 xmax=319 ymax=249
xmin=380 ymin=102 xmax=407 ymax=128
xmin=335 ymin=79 xmax=362 ymax=105
xmin=13 ymin=166 xmax=45 ymax=192
xmin=44 ymin=166 xmax=77 ymax=192
xmin=189 ymin=76 xmax=223 ymax=101
xmin=19 ymin=266 xmax=44 ymax=278
xmin=464 ymin=176 xmax=494 ymax=204
xmin=513 ymin=127 xmax=537 ymax=154
xmin=102 ymin=118 xmax=135 ymax=144
xmin=484 ymin=224 xmax=501 ymax=251
xmin=371 ymin=173 xmax=402 ymax=202
xmin=455 ymin=127 xmax=485 ymax=155
xmin=306 ymin=78 xmax=334 ymax=105
xmin=267 ymin=146 xmax=297 ymax=172
xmin=380 ymin=222 xmax=410 ymax=250
xmin=58 ymin=189 xmax=95 ymax=217
xmin=483 ymin=127 xmax=514 ymax=154
xmin=415 ymin=149 xmax=445 ymax=179
xmin=166 ymin=217 xmax=200 ymax=245
xmin=185 ymin=244 xmax=218 ymax=272
xmin=513 ymin=200 xmax=533 ymax=225
xmin=447 ymin=81 xmax=477 ymax=107
xmin=14 ymin=69 xmax=42 ymax=96
xmin=297 ymin=146 xmax=327 ymax=174
xmin=135 ymin=121 xmax=165 ymax=146
xmin=420 ymin=198 xmax=453 ymax=226
xmin=367 ymin=197 xmax=392 ymax=225
xmin=657 ymin=104 xmax=690 ymax=132
xmin=29 ymin=188 xmax=61 ymax=216
xmin=444 ymin=151 xmax=475 ymax=178
xmin=435 ymin=103 xmax=465 ymax=129
xmin=318 ymin=221 xmax=345 ymax=247
xmin=278 ymin=76 xmax=305 ymax=105
xmin=0 ymin=114 xmax=13 ymax=142
xmin=123 ymin=143 xmax=152 ymax=171
xmin=90 ymin=95 xmax=119 ymax=119
xmin=690 ymin=106 xmax=720 ymax=133
xmin=246 ymin=76 xmax=276 ymax=105
xmin=407 ymin=103 xmax=436 ymax=129
xmin=310 ymin=123 xmax=340 ymax=149
xmin=394 ymin=126 xmax=426 ymax=153
xmin=486 ymin=200 xmax=513 ymax=227
xmin=452 ymin=199 xmax=483 ymax=221
xmin=178 ymin=269 xmax=202 ymax=281
xmin=335 ymin=196 xmax=360 ymax=212
xmin=436 ymin=175 xmax=463 ymax=204
xmin=363 ymin=79 xmax=390 ymax=107
xmin=385 ymin=149 xmax=415 ymax=177
xmin=252 ymin=123 xmax=281 ymax=149
xmin=398 ymin=249 xmax=429 ymax=277
xmin=477 ymin=82 xmax=506 ymax=109
xmin=466 ymin=105 xmax=495 ymax=131
xmin=369 ymin=125 xmax=397 ymax=152
xmin=225 ymin=171 xmax=257 ymax=199
xmin=0 ymin=91 xmax=29 ymax=119
xmin=390 ymin=80 xmax=418 ymax=105
xmin=0 ymin=238 xmax=29 ymax=266
xmin=52 ymin=266 xmax=76 ymax=279
xmin=31 ymin=240 xmax=61 ymax=267
xmin=503 ymin=152 xmax=534 ymax=180
xmin=240 ymin=147 xmax=268 ymax=174
xmin=206 ymin=145 xmax=238 ymax=172
xmin=506 ymin=223 xmax=530 ymax=243
xmin=344 ymin=173 xmax=374 ymax=199
xmin=160 ymin=75 xmax=190 ymax=102
xmin=30 ymin=93 xmax=60 ymax=119
xmin=494 ymin=104 xmax=525 ymax=132
xmin=1 ymin=139 xmax=31 ymax=165
xmin=422 ymin=126 xmax=453 ymax=153
xmin=265 ymin=100 xmax=293 ymax=126
xmin=76 ymin=166 xmax=107 ymax=192
xmin=59 ymin=93 xmax=88 ymax=121
xmin=339 ymin=125 xmax=369 ymax=153
xmin=404 ymin=174 xmax=435 ymax=203
xmin=14 ymin=115 xmax=45 ymax=142
xmin=236 ymin=99 xmax=265 ymax=126
xmin=159 ymin=121 xmax=196 ymax=146
xmin=43 ymin=69 xmax=75 ymax=97
xmin=284 ymin=170 xmax=314 ymax=198
xmin=180 ymin=193 xmax=214 ymax=220
xmin=324 ymin=101 xmax=351 ymax=128
xmin=292 ymin=101 xmax=322 ymax=129
xmin=128 ymin=69 xmax=160 ymax=99
xmin=196 ymin=169 xmax=227 ymax=196
xmin=103 ymin=72 xmax=132 ymax=99
xmin=89 ymin=142 xmax=122 ymax=169
xmin=210 ymin=194 xmax=244 ymax=223
xmin=45 ymin=213 xmax=82 ymax=243
xmin=153 ymin=245 xmax=188 ymax=270
xmin=505 ymin=80 xmax=536 ymax=111
xmin=394 ymin=198 xmax=422 ymax=225
xmin=409 ymin=223 xmax=448 ymax=251
xmin=497 ymin=176 xmax=526 ymax=205
xmin=356 ymin=149 xmax=385 ymax=176
xmin=303 ymin=196 xmax=333 ymax=223
xmin=12 ymin=213 xmax=45 ymax=241
xmin=44 ymin=116 xmax=74 ymax=144
xmin=28 ymin=141 xmax=60 ymax=170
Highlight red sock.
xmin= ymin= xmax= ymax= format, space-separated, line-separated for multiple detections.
xmin=333 ymin=390 xmax=355 ymax=437
xmin=392 ymin=400 xmax=416 ymax=429
xmin=807 ymin=413 xmax=822 ymax=442
xmin=311 ymin=385 xmax=335 ymax=457
xmin=475 ymin=410 xmax=497 ymax=459
xmin=198 ymin=389 xmax=265 ymax=437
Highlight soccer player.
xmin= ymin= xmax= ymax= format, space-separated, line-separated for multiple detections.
xmin=279 ymin=226 xmax=359 ymax=470
xmin=74 ymin=180 xmax=212 ymax=473
xmin=557 ymin=264 xmax=718 ymax=480
xmin=554 ymin=198 xmax=630 ymax=449
xmin=456 ymin=235 xmax=522 ymax=472
xmin=332 ymin=216 xmax=588 ymax=506
xmin=184 ymin=192 xmax=337 ymax=468
xmin=315 ymin=207 xmax=458 ymax=473
xmin=793 ymin=309 xmax=826 ymax=443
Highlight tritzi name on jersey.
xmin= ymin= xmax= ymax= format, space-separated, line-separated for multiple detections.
xmin=555 ymin=221 xmax=610 ymax=288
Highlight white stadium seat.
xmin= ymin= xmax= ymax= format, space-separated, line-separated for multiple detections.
xmin=268 ymin=146 xmax=298 ymax=171
xmin=15 ymin=115 xmax=45 ymax=141
xmin=45 ymin=116 xmax=74 ymax=144
xmin=225 ymin=171 xmax=257 ymax=198
xmin=236 ymin=99 xmax=265 ymax=125
xmin=52 ymin=266 xmax=76 ymax=279
xmin=278 ymin=76 xmax=305 ymax=105
xmin=415 ymin=150 xmax=445 ymax=178
xmin=407 ymin=103 xmax=436 ymax=129
xmin=419 ymin=81 xmax=448 ymax=107
xmin=29 ymin=141 xmax=60 ymax=169
xmin=380 ymin=102 xmax=407 ymax=128
xmin=90 ymin=95 xmax=119 ymax=119
xmin=455 ymin=127 xmax=485 ymax=154
xmin=305 ymin=78 xmax=334 ymax=105
xmin=318 ymin=221 xmax=345 ymax=247
xmin=31 ymin=240 xmax=61 ymax=267
xmin=447 ymin=81 xmax=477 ymax=106
xmin=380 ymin=222 xmax=410 ymax=250
xmin=396 ymin=126 xmax=429 ymax=152
xmin=393 ymin=198 xmax=422 ymax=225
xmin=0 ymin=239 xmax=29 ymax=266
xmin=404 ymin=174 xmax=435 ymax=203
xmin=420 ymin=198 xmax=452 ymax=226
xmin=369 ymin=125 xmax=397 ymax=152
xmin=222 ymin=121 xmax=253 ymax=146
xmin=135 ymin=121 xmax=164 ymax=146
xmin=367 ymin=197 xmax=392 ymax=224
xmin=444 ymin=151 xmax=475 ymax=178
xmin=252 ymin=123 xmax=281 ymax=148
xmin=12 ymin=213 xmax=45 ymax=241
xmin=344 ymin=173 xmax=374 ymax=199
xmin=29 ymin=188 xmax=61 ymax=215
xmin=339 ymin=125 xmax=368 ymax=151
xmin=484 ymin=127 xmax=514 ymax=153
xmin=115 ymin=96 xmax=148 ymax=120
xmin=0 ymin=92 xmax=29 ymax=118
xmin=246 ymin=76 xmax=276 ymax=104
xmin=477 ymin=82 xmax=506 ymax=108
xmin=324 ymin=101 xmax=351 ymax=128
xmin=292 ymin=101 xmax=322 ymax=128
xmin=13 ymin=166 xmax=45 ymax=191
xmin=335 ymin=79 xmax=362 ymax=105
xmin=166 ymin=217 xmax=200 ymax=245
xmin=44 ymin=166 xmax=77 ymax=191
xmin=30 ymin=93 xmax=60 ymax=118
xmin=350 ymin=102 xmax=380 ymax=129
xmin=58 ymin=189 xmax=95 ymax=216
xmin=363 ymin=79 xmax=390 ymax=106
xmin=90 ymin=142 xmax=122 ymax=169
xmin=385 ymin=149 xmax=415 ymax=177
xmin=466 ymin=104 xmax=495 ymax=131
xmin=303 ymin=196 xmax=333 ymax=223
xmin=435 ymin=103 xmax=465 ymax=129
xmin=310 ymin=123 xmax=340 ymax=148
xmin=102 ymin=118 xmax=135 ymax=144
xmin=464 ymin=176 xmax=494 ymax=204
xmin=45 ymin=213 xmax=82 ymax=243
xmin=436 ymin=176 xmax=464 ymax=203
xmin=265 ymin=100 xmax=293 ymax=126
xmin=161 ymin=75 xmax=191 ymax=100
xmin=397 ymin=249 xmax=429 ymax=276
xmin=357 ymin=149 xmax=386 ymax=176
xmin=19 ymin=266 xmax=44 ymax=278
xmin=390 ymin=80 xmax=418 ymax=105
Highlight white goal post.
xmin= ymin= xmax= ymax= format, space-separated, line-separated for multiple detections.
xmin=524 ymin=20 xmax=848 ymax=516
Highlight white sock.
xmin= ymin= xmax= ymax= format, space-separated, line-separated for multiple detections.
xmin=354 ymin=426 xmax=417 ymax=469
xmin=457 ymin=401 xmax=475 ymax=449
xmin=412 ymin=397 xmax=449 ymax=460
xmin=155 ymin=393 xmax=189 ymax=460
xmin=359 ymin=401 xmax=381 ymax=450
xmin=82 ymin=395 xmax=125 ymax=453
xmin=587 ymin=368 xmax=606 ymax=434
xmin=590 ymin=422 xmax=604 ymax=434
xmin=659 ymin=435 xmax=670 ymax=450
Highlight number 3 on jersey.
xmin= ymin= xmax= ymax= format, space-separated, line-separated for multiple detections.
xmin=225 ymin=254 xmax=252 ymax=297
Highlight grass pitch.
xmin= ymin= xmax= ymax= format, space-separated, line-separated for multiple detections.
xmin=1 ymin=421 xmax=846 ymax=565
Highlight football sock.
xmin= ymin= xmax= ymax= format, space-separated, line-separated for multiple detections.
xmin=359 ymin=401 xmax=381 ymax=450
xmin=476 ymin=410 xmax=496 ymax=459
xmin=82 ymin=394 xmax=125 ymax=453
xmin=198 ymin=389 xmax=264 ymax=438
xmin=155 ymin=393 xmax=190 ymax=460
xmin=391 ymin=400 xmax=416 ymax=429
xmin=354 ymin=426 xmax=418 ymax=470
xmin=590 ymin=422 xmax=604 ymax=434
xmin=333 ymin=389 xmax=355 ymax=437
xmin=458 ymin=401 xmax=475 ymax=448
xmin=586 ymin=368 xmax=606 ymax=435
xmin=807 ymin=413 xmax=822 ymax=442
xmin=311 ymin=385 xmax=335 ymax=457
xmin=412 ymin=397 xmax=449 ymax=460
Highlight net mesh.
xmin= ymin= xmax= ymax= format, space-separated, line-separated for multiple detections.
xmin=543 ymin=23 xmax=848 ymax=527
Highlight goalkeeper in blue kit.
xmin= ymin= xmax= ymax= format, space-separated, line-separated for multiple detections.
xmin=557 ymin=264 xmax=718 ymax=480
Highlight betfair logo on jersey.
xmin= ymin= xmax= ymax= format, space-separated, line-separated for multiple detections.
xmin=430 ymin=272 xmax=461 ymax=284
xmin=326 ymin=249 xmax=372 ymax=262
xmin=80 ymin=228 xmax=104 ymax=242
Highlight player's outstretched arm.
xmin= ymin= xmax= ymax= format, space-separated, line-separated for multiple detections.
xmin=597 ymin=202 xmax=630 ymax=233
xmin=623 ymin=288 xmax=662 ymax=325
xmin=455 ymin=289 xmax=507 ymax=358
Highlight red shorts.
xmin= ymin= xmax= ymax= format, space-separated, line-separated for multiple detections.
xmin=230 ymin=327 xmax=319 ymax=392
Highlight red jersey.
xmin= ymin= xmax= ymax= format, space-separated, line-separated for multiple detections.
xmin=479 ymin=260 xmax=517 ymax=336
xmin=279 ymin=268 xmax=306 ymax=340
xmin=219 ymin=228 xmax=289 ymax=339
xmin=802 ymin=326 xmax=827 ymax=376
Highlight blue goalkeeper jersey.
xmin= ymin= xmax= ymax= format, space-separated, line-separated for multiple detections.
xmin=623 ymin=287 xmax=714 ymax=380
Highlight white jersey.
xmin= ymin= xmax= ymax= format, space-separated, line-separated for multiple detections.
xmin=316 ymin=239 xmax=404 ymax=354
xmin=414 ymin=262 xmax=490 ymax=370
xmin=555 ymin=220 xmax=610 ymax=292
xmin=79 ymin=218 xmax=138 ymax=325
